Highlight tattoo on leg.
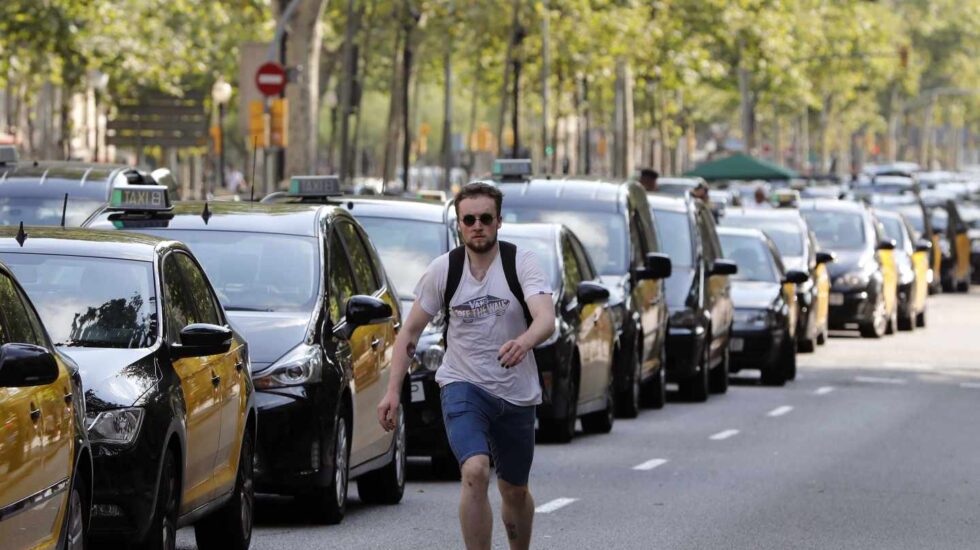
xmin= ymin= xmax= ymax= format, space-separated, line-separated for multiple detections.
xmin=505 ymin=522 xmax=518 ymax=541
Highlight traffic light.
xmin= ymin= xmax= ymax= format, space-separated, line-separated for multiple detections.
xmin=248 ymin=100 xmax=268 ymax=149
xmin=270 ymin=98 xmax=288 ymax=148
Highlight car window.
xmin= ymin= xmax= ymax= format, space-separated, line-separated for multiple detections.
xmin=328 ymin=231 xmax=358 ymax=322
xmin=698 ymin=209 xmax=721 ymax=264
xmin=880 ymin=217 xmax=908 ymax=249
xmin=629 ymin=213 xmax=646 ymax=270
xmin=173 ymin=253 xmax=222 ymax=326
xmin=652 ymin=210 xmax=693 ymax=267
xmin=718 ymin=234 xmax=779 ymax=283
xmin=358 ymin=217 xmax=445 ymax=300
xmin=561 ymin=235 xmax=582 ymax=294
xmin=502 ymin=207 xmax=627 ymax=276
xmin=0 ymin=272 xmax=42 ymax=346
xmin=337 ymin=220 xmax=379 ymax=295
xmin=801 ymin=210 xmax=867 ymax=250
xmin=163 ymin=253 xmax=204 ymax=344
xmin=569 ymin=235 xmax=596 ymax=281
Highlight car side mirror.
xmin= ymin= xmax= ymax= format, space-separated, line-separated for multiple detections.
xmin=914 ymin=239 xmax=933 ymax=253
xmin=710 ymin=259 xmax=738 ymax=276
xmin=336 ymin=295 xmax=393 ymax=340
xmin=174 ymin=324 xmax=233 ymax=358
xmin=815 ymin=251 xmax=836 ymax=264
xmin=0 ymin=343 xmax=59 ymax=387
xmin=576 ymin=281 xmax=610 ymax=305
xmin=638 ymin=252 xmax=672 ymax=280
xmin=877 ymin=239 xmax=897 ymax=251
xmin=783 ymin=270 xmax=809 ymax=285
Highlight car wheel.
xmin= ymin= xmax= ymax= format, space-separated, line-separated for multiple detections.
xmin=709 ymin=344 xmax=730 ymax=394
xmin=142 ymin=451 xmax=179 ymax=550
xmin=581 ymin=377 xmax=615 ymax=434
xmin=885 ymin=304 xmax=897 ymax=335
xmin=784 ymin=338 xmax=797 ymax=381
xmin=303 ymin=408 xmax=350 ymax=525
xmin=915 ymin=309 xmax=926 ymax=328
xmin=615 ymin=342 xmax=642 ymax=418
xmin=62 ymin=471 xmax=87 ymax=550
xmin=816 ymin=322 xmax=828 ymax=345
xmin=195 ymin=427 xmax=255 ymax=550
xmin=357 ymin=405 xmax=406 ymax=505
xmin=681 ymin=336 xmax=710 ymax=402
xmin=431 ymin=453 xmax=462 ymax=480
xmin=859 ymin=292 xmax=886 ymax=338
xmin=760 ymin=343 xmax=789 ymax=387
xmin=897 ymin=305 xmax=915 ymax=331
xmin=641 ymin=345 xmax=667 ymax=410
xmin=957 ymin=280 xmax=970 ymax=293
xmin=539 ymin=366 xmax=578 ymax=443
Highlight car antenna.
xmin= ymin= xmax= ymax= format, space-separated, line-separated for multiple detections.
xmin=201 ymin=201 xmax=212 ymax=225
xmin=60 ymin=193 xmax=68 ymax=228
xmin=249 ymin=135 xmax=257 ymax=203
xmin=15 ymin=221 xmax=27 ymax=247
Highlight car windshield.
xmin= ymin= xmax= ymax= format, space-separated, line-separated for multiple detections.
xmin=140 ymin=230 xmax=319 ymax=312
xmin=0 ymin=197 xmax=104 ymax=227
xmin=896 ymin=207 xmax=925 ymax=235
xmin=656 ymin=184 xmax=692 ymax=197
xmin=0 ymin=253 xmax=156 ymax=348
xmin=357 ymin=217 xmax=447 ymax=300
xmin=801 ymin=210 xmax=867 ymax=250
xmin=880 ymin=217 xmax=907 ymax=248
xmin=502 ymin=207 xmax=627 ymax=276
xmin=718 ymin=235 xmax=779 ymax=283
xmin=931 ymin=208 xmax=948 ymax=232
xmin=720 ymin=217 xmax=804 ymax=257
xmin=497 ymin=232 xmax=560 ymax=290
xmin=652 ymin=210 xmax=693 ymax=267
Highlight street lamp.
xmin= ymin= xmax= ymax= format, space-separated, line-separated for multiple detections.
xmin=211 ymin=78 xmax=233 ymax=194
xmin=87 ymin=69 xmax=109 ymax=162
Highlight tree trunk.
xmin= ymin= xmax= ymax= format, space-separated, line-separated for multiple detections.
xmin=338 ymin=0 xmax=360 ymax=184
xmin=283 ymin=0 xmax=328 ymax=180
xmin=496 ymin=0 xmax=520 ymax=156
xmin=440 ymin=34 xmax=453 ymax=190
xmin=382 ymin=29 xmax=404 ymax=189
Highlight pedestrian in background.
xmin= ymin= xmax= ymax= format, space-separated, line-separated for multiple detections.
xmin=639 ymin=168 xmax=659 ymax=192
xmin=378 ymin=182 xmax=555 ymax=550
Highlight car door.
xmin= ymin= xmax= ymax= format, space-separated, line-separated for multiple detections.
xmin=568 ymin=233 xmax=614 ymax=405
xmin=628 ymin=208 xmax=660 ymax=378
xmin=171 ymin=253 xmax=247 ymax=500
xmin=0 ymin=270 xmax=74 ymax=549
xmin=697 ymin=205 xmax=731 ymax=359
xmin=873 ymin=220 xmax=898 ymax=319
xmin=950 ymin=205 xmax=971 ymax=283
xmin=161 ymin=252 xmax=223 ymax=512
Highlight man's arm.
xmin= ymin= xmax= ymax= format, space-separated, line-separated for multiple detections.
xmin=377 ymin=302 xmax=435 ymax=431
xmin=498 ymin=293 xmax=555 ymax=368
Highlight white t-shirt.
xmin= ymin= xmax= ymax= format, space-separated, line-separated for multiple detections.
xmin=414 ymin=245 xmax=552 ymax=406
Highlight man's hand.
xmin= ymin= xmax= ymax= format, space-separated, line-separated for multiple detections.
xmin=377 ymin=389 xmax=400 ymax=432
xmin=497 ymin=338 xmax=531 ymax=369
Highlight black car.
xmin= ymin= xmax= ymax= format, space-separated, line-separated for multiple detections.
xmin=0 ymin=145 xmax=179 ymax=227
xmin=872 ymin=195 xmax=941 ymax=295
xmin=499 ymin=223 xmax=617 ymax=442
xmin=89 ymin=179 xmax=405 ymax=525
xmin=719 ymin=207 xmax=833 ymax=353
xmin=717 ymin=227 xmax=808 ymax=386
xmin=800 ymin=199 xmax=899 ymax=338
xmin=649 ymin=194 xmax=736 ymax=401
xmin=875 ymin=209 xmax=930 ymax=330
xmin=0 ymin=221 xmax=256 ymax=549
xmin=926 ymin=198 xmax=972 ymax=293
xmin=496 ymin=177 xmax=671 ymax=418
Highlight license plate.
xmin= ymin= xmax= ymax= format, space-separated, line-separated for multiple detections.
xmin=830 ymin=293 xmax=844 ymax=306
xmin=410 ymin=382 xmax=426 ymax=403
xmin=729 ymin=338 xmax=744 ymax=352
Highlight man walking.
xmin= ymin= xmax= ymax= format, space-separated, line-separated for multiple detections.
xmin=378 ymin=182 xmax=555 ymax=550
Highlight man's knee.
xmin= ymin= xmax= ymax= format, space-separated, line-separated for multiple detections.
xmin=497 ymin=480 xmax=531 ymax=506
xmin=460 ymin=455 xmax=491 ymax=490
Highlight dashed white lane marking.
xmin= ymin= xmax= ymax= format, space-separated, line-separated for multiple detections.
xmin=855 ymin=376 xmax=908 ymax=385
xmin=709 ymin=429 xmax=740 ymax=441
xmin=814 ymin=386 xmax=835 ymax=395
xmin=535 ymin=498 xmax=578 ymax=514
xmin=632 ymin=458 xmax=668 ymax=471
xmin=767 ymin=406 xmax=794 ymax=417
xmin=959 ymin=382 xmax=980 ymax=389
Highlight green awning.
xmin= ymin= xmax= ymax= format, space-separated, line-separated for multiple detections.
xmin=684 ymin=153 xmax=798 ymax=181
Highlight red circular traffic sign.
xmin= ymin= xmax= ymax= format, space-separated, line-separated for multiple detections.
xmin=255 ymin=62 xmax=287 ymax=97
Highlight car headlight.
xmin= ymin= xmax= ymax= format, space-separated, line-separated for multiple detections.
xmin=835 ymin=271 xmax=870 ymax=290
xmin=733 ymin=309 xmax=773 ymax=329
xmin=669 ymin=309 xmax=698 ymax=328
xmin=536 ymin=318 xmax=562 ymax=349
xmin=86 ymin=408 xmax=144 ymax=445
xmin=254 ymin=343 xmax=323 ymax=389
xmin=418 ymin=344 xmax=445 ymax=371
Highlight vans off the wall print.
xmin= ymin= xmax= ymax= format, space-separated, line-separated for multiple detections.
xmin=452 ymin=295 xmax=510 ymax=323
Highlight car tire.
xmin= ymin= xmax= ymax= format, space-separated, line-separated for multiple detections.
xmin=760 ymin=346 xmax=788 ymax=387
xmin=709 ymin=345 xmax=730 ymax=394
xmin=62 ymin=468 xmax=87 ymax=550
xmin=539 ymin=366 xmax=578 ymax=443
xmin=816 ymin=323 xmax=828 ymax=346
xmin=681 ymin=336 xmax=710 ymax=402
xmin=615 ymin=342 xmax=642 ymax=418
xmin=357 ymin=405 xmax=406 ymax=505
xmin=195 ymin=427 xmax=255 ymax=550
xmin=303 ymin=407 xmax=350 ymax=525
xmin=897 ymin=306 xmax=915 ymax=331
xmin=957 ymin=280 xmax=970 ymax=293
xmin=431 ymin=454 xmax=462 ymax=481
xmin=784 ymin=338 xmax=797 ymax=381
xmin=859 ymin=292 xmax=886 ymax=338
xmin=640 ymin=346 xmax=667 ymax=410
xmin=142 ymin=450 xmax=179 ymax=550
xmin=915 ymin=309 xmax=926 ymax=328
xmin=885 ymin=305 xmax=898 ymax=335
xmin=581 ymin=377 xmax=615 ymax=434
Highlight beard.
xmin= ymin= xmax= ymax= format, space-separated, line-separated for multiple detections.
xmin=464 ymin=233 xmax=497 ymax=254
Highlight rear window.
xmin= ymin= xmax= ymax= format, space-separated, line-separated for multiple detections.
xmin=801 ymin=210 xmax=867 ymax=250
xmin=718 ymin=234 xmax=779 ymax=283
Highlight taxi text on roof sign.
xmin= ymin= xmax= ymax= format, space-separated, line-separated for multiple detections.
xmin=289 ymin=175 xmax=342 ymax=197
xmin=493 ymin=159 xmax=533 ymax=179
xmin=110 ymin=184 xmax=172 ymax=211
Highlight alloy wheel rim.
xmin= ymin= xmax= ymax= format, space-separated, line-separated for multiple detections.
xmin=240 ymin=441 xmax=254 ymax=537
xmin=162 ymin=472 xmax=176 ymax=550
xmin=67 ymin=486 xmax=84 ymax=550
xmin=335 ymin=422 xmax=349 ymax=507
xmin=395 ymin=408 xmax=406 ymax=488
xmin=873 ymin=294 xmax=887 ymax=334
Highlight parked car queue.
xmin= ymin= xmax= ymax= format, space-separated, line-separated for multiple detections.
xmin=0 ymin=145 xmax=957 ymax=549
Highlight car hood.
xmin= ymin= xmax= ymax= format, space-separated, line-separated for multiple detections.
xmin=824 ymin=249 xmax=869 ymax=278
xmin=62 ymin=347 xmax=159 ymax=410
xmin=227 ymin=311 xmax=311 ymax=364
xmin=730 ymin=281 xmax=781 ymax=309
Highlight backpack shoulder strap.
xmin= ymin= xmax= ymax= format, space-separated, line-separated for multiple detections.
xmin=443 ymin=246 xmax=466 ymax=343
xmin=499 ymin=241 xmax=532 ymax=329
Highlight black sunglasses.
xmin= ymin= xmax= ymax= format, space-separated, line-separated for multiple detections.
xmin=461 ymin=213 xmax=497 ymax=227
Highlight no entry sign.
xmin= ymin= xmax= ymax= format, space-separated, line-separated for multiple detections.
xmin=255 ymin=62 xmax=287 ymax=97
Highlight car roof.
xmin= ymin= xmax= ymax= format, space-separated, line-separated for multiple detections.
xmin=88 ymin=201 xmax=331 ymax=237
xmin=658 ymin=177 xmax=700 ymax=187
xmin=0 ymin=226 xmax=167 ymax=261
xmin=717 ymin=226 xmax=767 ymax=240
xmin=340 ymin=196 xmax=450 ymax=223
xmin=798 ymin=198 xmax=868 ymax=214
xmin=722 ymin=206 xmax=802 ymax=220
xmin=496 ymin=178 xmax=631 ymax=213
xmin=499 ymin=222 xmax=561 ymax=241
xmin=646 ymin=194 xmax=688 ymax=212
xmin=0 ymin=161 xmax=131 ymax=201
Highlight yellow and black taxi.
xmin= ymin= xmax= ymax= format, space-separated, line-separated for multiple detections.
xmin=89 ymin=176 xmax=406 ymax=525
xmin=492 ymin=163 xmax=671 ymax=419
xmin=0 ymin=260 xmax=91 ymax=549
xmin=1 ymin=187 xmax=256 ymax=550
xmin=923 ymin=195 xmax=972 ymax=293
xmin=874 ymin=208 xmax=930 ymax=330
xmin=717 ymin=227 xmax=808 ymax=386
xmin=800 ymin=199 xmax=898 ymax=338
xmin=871 ymin=194 xmax=941 ymax=296
xmin=0 ymin=144 xmax=179 ymax=227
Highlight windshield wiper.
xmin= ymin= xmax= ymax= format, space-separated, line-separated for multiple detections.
xmin=223 ymin=306 xmax=275 ymax=312
xmin=56 ymin=339 xmax=127 ymax=348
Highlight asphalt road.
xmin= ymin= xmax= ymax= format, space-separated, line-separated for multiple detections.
xmin=178 ymin=288 xmax=980 ymax=549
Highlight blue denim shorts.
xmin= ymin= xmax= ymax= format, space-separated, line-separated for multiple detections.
xmin=440 ymin=381 xmax=536 ymax=486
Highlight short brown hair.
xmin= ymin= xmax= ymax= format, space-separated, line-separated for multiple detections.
xmin=454 ymin=182 xmax=503 ymax=217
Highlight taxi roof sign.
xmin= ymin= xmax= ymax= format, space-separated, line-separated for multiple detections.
xmin=0 ymin=145 xmax=18 ymax=165
xmin=492 ymin=159 xmax=533 ymax=180
xmin=772 ymin=188 xmax=800 ymax=208
xmin=109 ymin=184 xmax=173 ymax=212
xmin=289 ymin=175 xmax=342 ymax=197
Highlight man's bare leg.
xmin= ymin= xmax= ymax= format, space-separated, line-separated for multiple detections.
xmin=498 ymin=478 xmax=534 ymax=550
xmin=459 ymin=455 xmax=493 ymax=550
